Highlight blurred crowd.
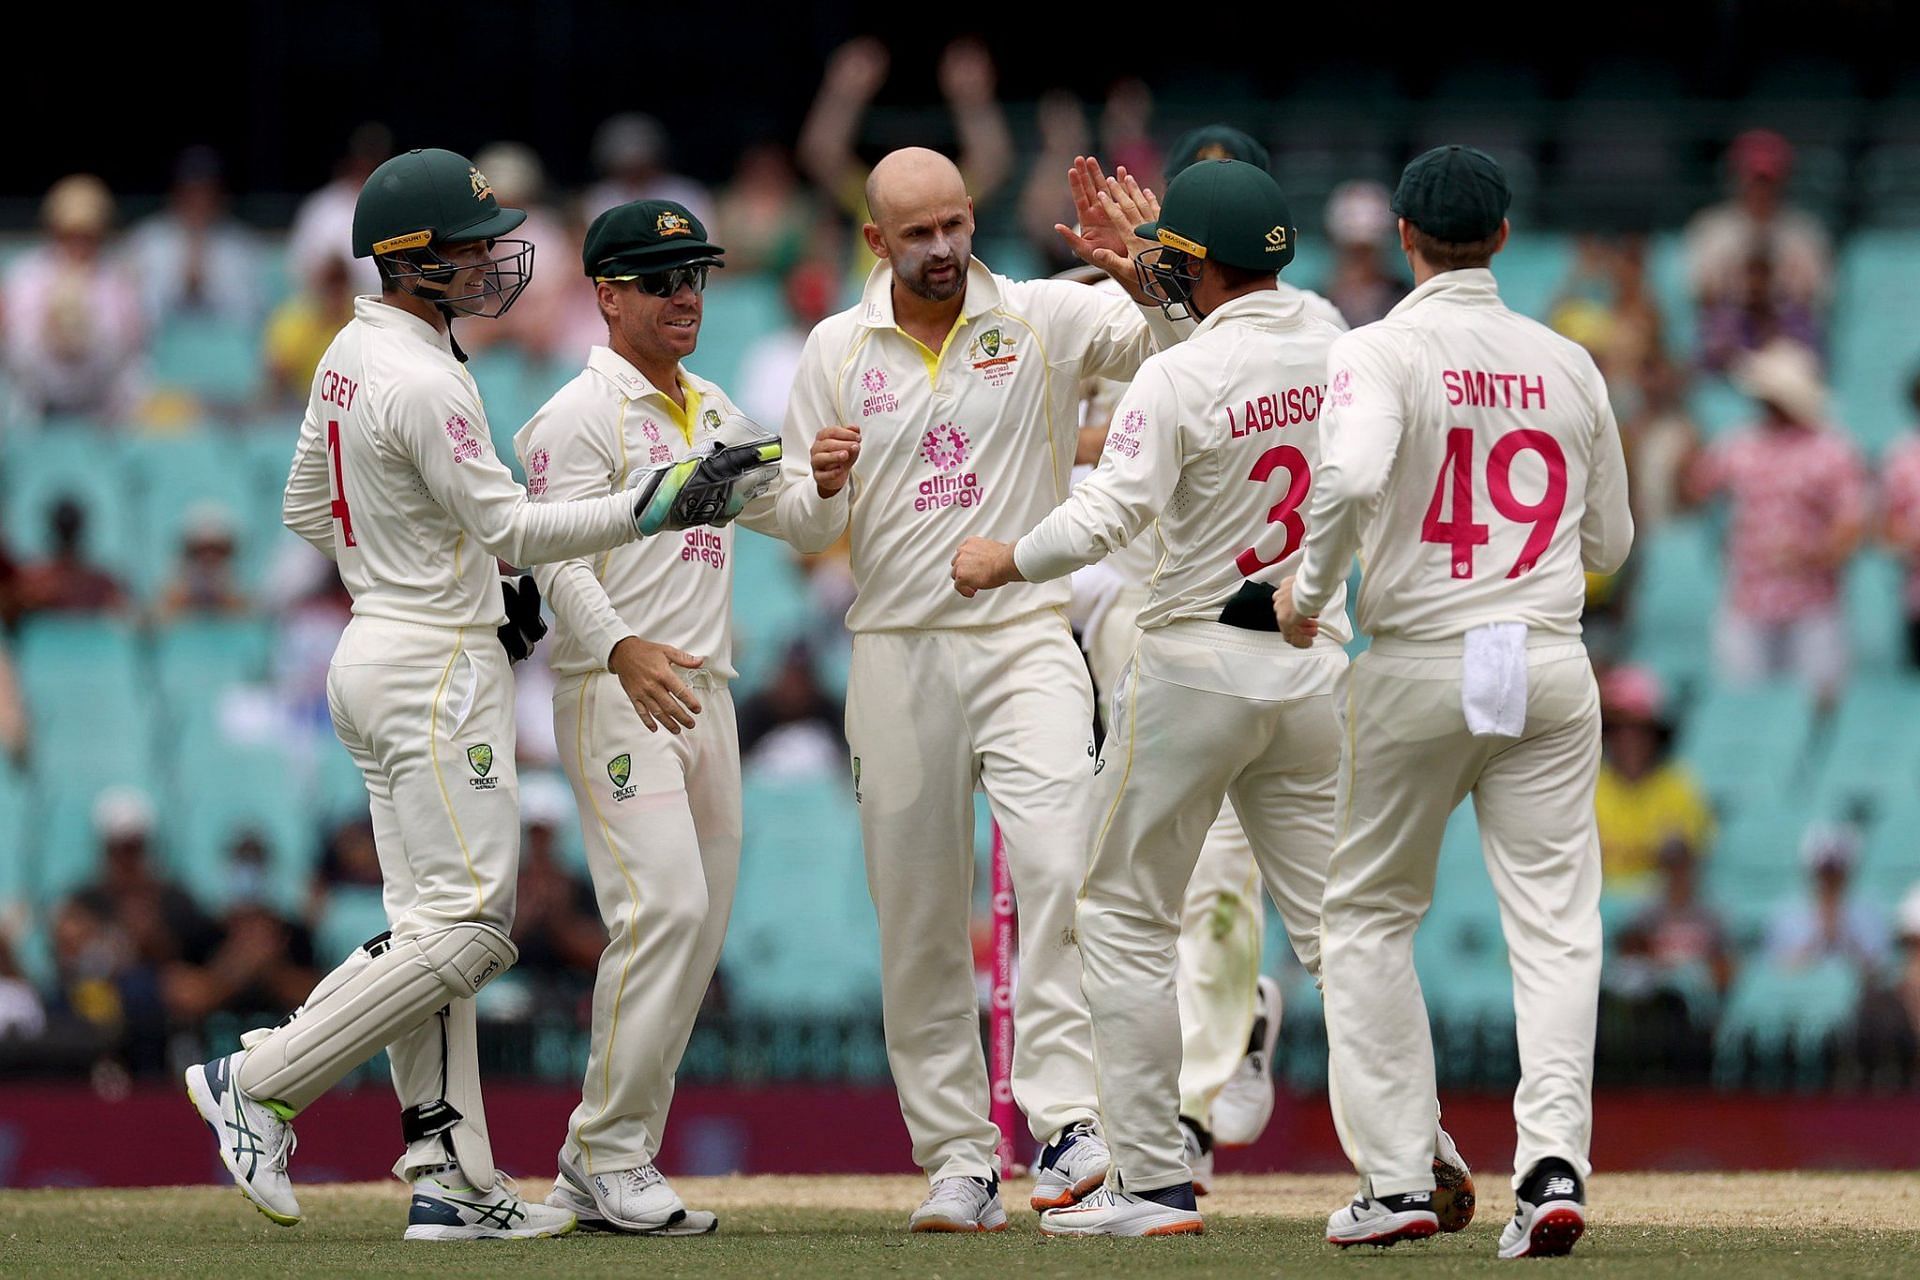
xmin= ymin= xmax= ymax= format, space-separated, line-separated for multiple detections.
xmin=4 ymin=45 xmax=1920 ymax=1088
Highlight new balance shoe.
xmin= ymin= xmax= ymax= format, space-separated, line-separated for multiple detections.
xmin=1498 ymin=1158 xmax=1586 ymax=1259
xmin=909 ymin=1174 xmax=1009 ymax=1232
xmin=1039 ymin=1183 xmax=1204 ymax=1237
xmin=404 ymin=1165 xmax=576 ymax=1241
xmin=1029 ymin=1120 xmax=1110 ymax=1210
xmin=1326 ymin=1189 xmax=1441 ymax=1247
xmin=1213 ymin=974 xmax=1282 ymax=1147
xmin=546 ymin=1155 xmax=718 ymax=1235
xmin=1179 ymin=1116 xmax=1215 ymax=1197
xmin=1432 ymin=1125 xmax=1477 ymax=1233
xmin=184 ymin=1050 xmax=301 ymax=1227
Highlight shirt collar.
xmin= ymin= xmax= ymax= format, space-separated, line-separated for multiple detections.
xmin=1386 ymin=267 xmax=1503 ymax=319
xmin=1190 ymin=288 xmax=1306 ymax=337
xmin=587 ymin=344 xmax=705 ymax=405
xmin=354 ymin=295 xmax=453 ymax=355
xmin=855 ymin=256 xmax=1003 ymax=329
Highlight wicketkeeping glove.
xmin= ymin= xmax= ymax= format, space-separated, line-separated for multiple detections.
xmin=630 ymin=416 xmax=783 ymax=536
xmin=496 ymin=573 xmax=548 ymax=663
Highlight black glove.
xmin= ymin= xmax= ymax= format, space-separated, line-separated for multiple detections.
xmin=497 ymin=573 xmax=548 ymax=663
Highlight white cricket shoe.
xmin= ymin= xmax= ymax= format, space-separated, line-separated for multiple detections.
xmin=908 ymin=1175 xmax=1008 ymax=1232
xmin=1212 ymin=974 xmax=1281 ymax=1147
xmin=184 ymin=1050 xmax=301 ymax=1227
xmin=1326 ymin=1189 xmax=1441 ymax=1247
xmin=1498 ymin=1160 xmax=1586 ymax=1259
xmin=1433 ymin=1125 xmax=1477 ymax=1233
xmin=546 ymin=1155 xmax=718 ymax=1235
xmin=1040 ymin=1184 xmax=1204 ymax=1237
xmin=1179 ymin=1117 xmax=1214 ymax=1197
xmin=404 ymin=1165 xmax=576 ymax=1241
xmin=1029 ymin=1120 xmax=1110 ymax=1209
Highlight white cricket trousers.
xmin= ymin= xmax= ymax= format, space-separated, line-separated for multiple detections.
xmin=1321 ymin=635 xmax=1602 ymax=1197
xmin=550 ymin=667 xmax=741 ymax=1175
xmin=1077 ymin=629 xmax=1346 ymax=1193
xmin=327 ymin=617 xmax=520 ymax=1181
xmin=1084 ymin=588 xmax=1266 ymax=1126
xmin=845 ymin=611 xmax=1099 ymax=1181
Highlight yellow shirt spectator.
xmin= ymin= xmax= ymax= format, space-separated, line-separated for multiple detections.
xmin=1595 ymin=761 xmax=1715 ymax=892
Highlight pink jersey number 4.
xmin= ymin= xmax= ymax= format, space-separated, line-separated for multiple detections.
xmin=326 ymin=418 xmax=357 ymax=548
xmin=1421 ymin=427 xmax=1566 ymax=579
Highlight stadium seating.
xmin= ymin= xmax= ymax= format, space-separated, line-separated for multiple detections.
xmin=1712 ymin=956 xmax=1863 ymax=1089
xmin=1675 ymin=681 xmax=1816 ymax=815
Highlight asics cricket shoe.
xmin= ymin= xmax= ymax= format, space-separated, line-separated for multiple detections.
xmin=184 ymin=1050 xmax=300 ymax=1226
xmin=1179 ymin=1116 xmax=1215 ymax=1197
xmin=546 ymin=1155 xmax=718 ymax=1235
xmin=1498 ymin=1158 xmax=1586 ymax=1259
xmin=909 ymin=1174 xmax=1008 ymax=1232
xmin=1433 ymin=1125 xmax=1477 ymax=1232
xmin=404 ymin=1165 xmax=575 ymax=1241
xmin=1029 ymin=1119 xmax=1110 ymax=1209
xmin=1213 ymin=974 xmax=1282 ymax=1147
xmin=1040 ymin=1183 xmax=1204 ymax=1237
xmin=1326 ymin=1189 xmax=1441 ymax=1247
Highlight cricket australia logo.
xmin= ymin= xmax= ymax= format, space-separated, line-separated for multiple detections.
xmin=860 ymin=367 xmax=898 ymax=418
xmin=701 ymin=408 xmax=723 ymax=434
xmin=466 ymin=744 xmax=497 ymax=791
xmin=969 ymin=326 xmax=1019 ymax=387
xmin=609 ymin=754 xmax=636 ymax=802
xmin=916 ymin=423 xmax=982 ymax=514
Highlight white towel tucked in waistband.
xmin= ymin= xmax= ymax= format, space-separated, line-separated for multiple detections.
xmin=1461 ymin=622 xmax=1528 ymax=738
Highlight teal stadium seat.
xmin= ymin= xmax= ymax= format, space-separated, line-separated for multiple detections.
xmin=1675 ymin=681 xmax=1814 ymax=815
xmin=1646 ymin=232 xmax=1697 ymax=360
xmin=1712 ymin=956 xmax=1862 ymax=1089
xmin=1854 ymin=794 xmax=1920 ymax=904
xmin=312 ymin=884 xmax=391 ymax=968
xmin=151 ymin=318 xmax=261 ymax=406
xmin=0 ymin=761 xmax=31 ymax=908
xmin=1701 ymin=797 xmax=1809 ymax=947
xmin=14 ymin=617 xmax=154 ymax=788
xmin=726 ymin=773 xmax=879 ymax=1016
xmin=687 ymin=275 xmax=785 ymax=394
xmin=124 ymin=433 xmax=279 ymax=601
xmin=167 ymin=717 xmax=316 ymax=916
xmin=1830 ymin=232 xmax=1920 ymax=452
xmin=1624 ymin=517 xmax=1719 ymax=694
xmin=1843 ymin=551 xmax=1906 ymax=676
xmin=0 ymin=423 xmax=138 ymax=577
xmin=727 ymin=534 xmax=817 ymax=694
xmin=153 ymin=618 xmax=274 ymax=717
xmin=30 ymin=781 xmax=176 ymax=908
xmin=1809 ymin=674 xmax=1920 ymax=820
xmin=1487 ymin=233 xmax=1570 ymax=323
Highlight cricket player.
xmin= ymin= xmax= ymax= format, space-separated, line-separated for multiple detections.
xmin=1069 ymin=126 xmax=1351 ymax=1188
xmin=512 ymin=200 xmax=781 ymax=1236
xmin=1277 ymin=146 xmax=1633 ymax=1258
xmin=184 ymin=149 xmax=753 ymax=1240
xmin=952 ymin=158 xmax=1347 ymax=1236
xmin=779 ymin=147 xmax=1184 ymax=1232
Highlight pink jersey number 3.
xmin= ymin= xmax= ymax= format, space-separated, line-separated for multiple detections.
xmin=1421 ymin=427 xmax=1566 ymax=579
xmin=326 ymin=419 xmax=357 ymax=548
xmin=1235 ymin=444 xmax=1312 ymax=577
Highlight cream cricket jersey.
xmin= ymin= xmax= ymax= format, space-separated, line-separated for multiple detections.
xmin=1017 ymin=290 xmax=1352 ymax=655
xmin=282 ymin=297 xmax=638 ymax=629
xmin=776 ymin=257 xmax=1182 ymax=633
xmin=513 ymin=347 xmax=782 ymax=680
xmin=1291 ymin=269 xmax=1634 ymax=642
xmin=1085 ymin=278 xmax=1350 ymax=591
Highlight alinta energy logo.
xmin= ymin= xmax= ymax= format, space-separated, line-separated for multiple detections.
xmin=1108 ymin=408 xmax=1146 ymax=459
xmin=526 ymin=447 xmax=551 ymax=496
xmin=916 ymin=422 xmax=983 ymax=513
xmin=860 ymin=367 xmax=898 ymax=418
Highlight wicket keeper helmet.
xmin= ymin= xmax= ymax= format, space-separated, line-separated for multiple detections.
xmin=1133 ymin=159 xmax=1296 ymax=320
xmin=353 ymin=148 xmax=534 ymax=318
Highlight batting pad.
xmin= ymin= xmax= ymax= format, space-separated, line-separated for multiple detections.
xmin=388 ymin=996 xmax=497 ymax=1190
xmin=237 ymin=922 xmax=517 ymax=1113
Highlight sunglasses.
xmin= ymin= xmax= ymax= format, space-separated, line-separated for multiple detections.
xmin=597 ymin=263 xmax=713 ymax=297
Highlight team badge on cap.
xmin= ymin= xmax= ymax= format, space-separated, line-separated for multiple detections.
xmin=657 ymin=210 xmax=693 ymax=237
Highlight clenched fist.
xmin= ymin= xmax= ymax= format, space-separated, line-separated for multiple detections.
xmin=812 ymin=425 xmax=862 ymax=498
xmin=951 ymin=537 xmax=1022 ymax=597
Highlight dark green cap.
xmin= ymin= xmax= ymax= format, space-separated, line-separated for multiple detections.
xmin=1165 ymin=124 xmax=1270 ymax=178
xmin=582 ymin=199 xmax=725 ymax=279
xmin=1391 ymin=145 xmax=1511 ymax=242
xmin=1135 ymin=159 xmax=1295 ymax=273
xmin=352 ymin=148 xmax=525 ymax=259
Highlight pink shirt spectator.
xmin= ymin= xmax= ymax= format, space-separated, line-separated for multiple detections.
xmin=1882 ymin=435 xmax=1920 ymax=612
xmin=1696 ymin=423 xmax=1867 ymax=622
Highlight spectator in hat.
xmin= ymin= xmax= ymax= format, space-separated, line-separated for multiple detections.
xmin=1593 ymin=667 xmax=1714 ymax=894
xmin=287 ymin=122 xmax=391 ymax=293
xmin=1626 ymin=840 xmax=1737 ymax=997
xmin=583 ymin=113 xmax=715 ymax=226
xmin=1321 ymin=180 xmax=1409 ymax=327
xmin=1685 ymin=340 xmax=1866 ymax=705
xmin=125 ymin=145 xmax=263 ymax=327
xmin=12 ymin=497 xmax=127 ymax=617
xmin=1684 ymin=128 xmax=1831 ymax=316
xmin=1765 ymin=824 xmax=1891 ymax=975
xmin=1 ymin=174 xmax=146 ymax=421
xmin=158 ymin=504 xmax=250 ymax=619
xmin=75 ymin=788 xmax=220 ymax=971
xmin=1876 ymin=368 xmax=1920 ymax=669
